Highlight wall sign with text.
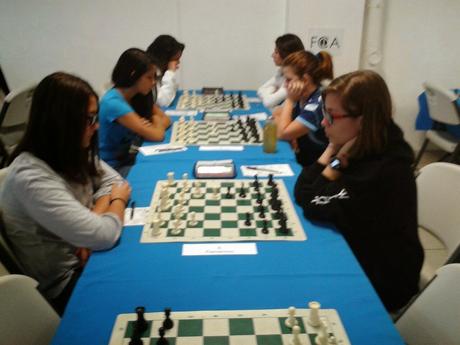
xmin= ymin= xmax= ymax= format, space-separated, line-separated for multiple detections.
xmin=307 ymin=29 xmax=344 ymax=55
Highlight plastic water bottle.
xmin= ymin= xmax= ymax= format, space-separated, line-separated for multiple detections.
xmin=263 ymin=116 xmax=277 ymax=153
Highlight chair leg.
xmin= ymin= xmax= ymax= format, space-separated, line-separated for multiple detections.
xmin=413 ymin=138 xmax=430 ymax=169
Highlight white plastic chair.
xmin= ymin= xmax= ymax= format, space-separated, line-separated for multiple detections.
xmin=396 ymin=264 xmax=460 ymax=345
xmin=0 ymin=83 xmax=35 ymax=161
xmin=417 ymin=162 xmax=460 ymax=285
xmin=414 ymin=82 xmax=460 ymax=167
xmin=0 ymin=274 xmax=60 ymax=345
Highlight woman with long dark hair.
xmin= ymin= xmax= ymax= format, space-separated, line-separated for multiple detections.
xmin=0 ymin=72 xmax=131 ymax=314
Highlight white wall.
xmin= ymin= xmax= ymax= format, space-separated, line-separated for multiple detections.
xmin=0 ymin=0 xmax=365 ymax=94
xmin=377 ymin=0 xmax=460 ymax=149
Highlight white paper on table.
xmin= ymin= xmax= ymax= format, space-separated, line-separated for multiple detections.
xmin=123 ymin=207 xmax=149 ymax=226
xmin=240 ymin=164 xmax=294 ymax=177
xmin=247 ymin=97 xmax=262 ymax=103
xmin=233 ymin=112 xmax=268 ymax=121
xmin=165 ymin=110 xmax=198 ymax=117
xmin=182 ymin=243 xmax=258 ymax=256
xmin=139 ymin=144 xmax=187 ymax=156
xmin=199 ymin=146 xmax=244 ymax=151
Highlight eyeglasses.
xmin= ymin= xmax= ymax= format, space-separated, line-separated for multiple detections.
xmin=322 ymin=105 xmax=350 ymax=124
xmin=87 ymin=113 xmax=99 ymax=126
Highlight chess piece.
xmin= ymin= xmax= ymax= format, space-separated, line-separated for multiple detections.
xmin=150 ymin=217 xmax=161 ymax=237
xmin=285 ymin=306 xmax=298 ymax=328
xmin=290 ymin=325 xmax=302 ymax=345
xmin=135 ymin=306 xmax=148 ymax=333
xmin=245 ymin=212 xmax=251 ymax=226
xmin=315 ymin=320 xmax=329 ymax=345
xmin=156 ymin=327 xmax=169 ymax=345
xmin=212 ymin=186 xmax=220 ymax=199
xmin=162 ymin=308 xmax=174 ymax=330
xmin=226 ymin=186 xmax=232 ymax=198
xmin=239 ymin=183 xmax=246 ymax=198
xmin=182 ymin=173 xmax=189 ymax=191
xmin=268 ymin=174 xmax=275 ymax=186
xmin=167 ymin=172 xmax=174 ymax=186
xmin=129 ymin=329 xmax=143 ymax=345
xmin=308 ymin=301 xmax=321 ymax=327
xmin=189 ymin=212 xmax=198 ymax=226
xmin=261 ymin=220 xmax=269 ymax=234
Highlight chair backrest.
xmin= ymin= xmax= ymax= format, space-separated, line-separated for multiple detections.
xmin=417 ymin=162 xmax=460 ymax=259
xmin=0 ymin=274 xmax=60 ymax=345
xmin=0 ymin=83 xmax=35 ymax=128
xmin=423 ymin=81 xmax=460 ymax=126
xmin=396 ymin=264 xmax=460 ymax=345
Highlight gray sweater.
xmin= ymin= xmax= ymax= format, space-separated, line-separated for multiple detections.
xmin=0 ymin=152 xmax=123 ymax=299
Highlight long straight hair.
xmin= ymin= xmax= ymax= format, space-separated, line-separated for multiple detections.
xmin=9 ymin=72 xmax=100 ymax=183
xmin=146 ymin=35 xmax=185 ymax=76
xmin=322 ymin=70 xmax=393 ymax=158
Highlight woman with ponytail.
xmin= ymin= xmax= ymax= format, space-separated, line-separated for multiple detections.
xmin=274 ymin=50 xmax=333 ymax=167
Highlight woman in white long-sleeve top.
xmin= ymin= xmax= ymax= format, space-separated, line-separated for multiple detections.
xmin=146 ymin=35 xmax=185 ymax=107
xmin=257 ymin=34 xmax=304 ymax=109
xmin=0 ymin=72 xmax=131 ymax=314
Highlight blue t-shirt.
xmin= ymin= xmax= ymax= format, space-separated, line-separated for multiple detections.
xmin=98 ymin=88 xmax=137 ymax=168
xmin=292 ymin=88 xmax=328 ymax=166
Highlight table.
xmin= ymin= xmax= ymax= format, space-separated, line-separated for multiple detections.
xmin=415 ymin=88 xmax=460 ymax=138
xmin=51 ymin=91 xmax=404 ymax=345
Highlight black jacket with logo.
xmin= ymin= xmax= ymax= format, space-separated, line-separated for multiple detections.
xmin=294 ymin=121 xmax=424 ymax=311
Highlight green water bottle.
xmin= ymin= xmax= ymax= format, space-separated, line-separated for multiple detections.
xmin=263 ymin=116 xmax=277 ymax=153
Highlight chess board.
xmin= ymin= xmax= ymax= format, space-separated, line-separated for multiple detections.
xmin=177 ymin=91 xmax=250 ymax=111
xmin=170 ymin=119 xmax=263 ymax=146
xmin=140 ymin=178 xmax=306 ymax=243
xmin=109 ymin=307 xmax=351 ymax=345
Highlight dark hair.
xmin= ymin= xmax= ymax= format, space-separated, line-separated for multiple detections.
xmin=322 ymin=70 xmax=393 ymax=158
xmin=146 ymin=35 xmax=185 ymax=75
xmin=283 ymin=50 xmax=334 ymax=85
xmin=112 ymin=48 xmax=154 ymax=88
xmin=275 ymin=34 xmax=304 ymax=59
xmin=9 ymin=72 xmax=100 ymax=183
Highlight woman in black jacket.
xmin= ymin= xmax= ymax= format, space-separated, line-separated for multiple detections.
xmin=294 ymin=70 xmax=424 ymax=312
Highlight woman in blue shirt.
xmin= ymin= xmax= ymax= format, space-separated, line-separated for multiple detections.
xmin=99 ymin=48 xmax=170 ymax=176
xmin=274 ymin=50 xmax=333 ymax=167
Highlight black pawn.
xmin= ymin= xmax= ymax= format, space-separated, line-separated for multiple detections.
xmin=256 ymin=192 xmax=263 ymax=204
xmin=268 ymin=174 xmax=274 ymax=186
xmin=245 ymin=212 xmax=251 ymax=226
xmin=261 ymin=220 xmax=269 ymax=234
xmin=226 ymin=186 xmax=232 ymax=198
xmin=239 ymin=184 xmax=246 ymax=198
xmin=253 ymin=175 xmax=259 ymax=188
xmin=156 ymin=327 xmax=169 ymax=345
xmin=162 ymin=308 xmax=174 ymax=330
xmin=135 ymin=306 xmax=148 ymax=334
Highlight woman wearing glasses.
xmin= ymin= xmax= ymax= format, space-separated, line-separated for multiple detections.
xmin=99 ymin=48 xmax=170 ymax=176
xmin=273 ymin=50 xmax=333 ymax=167
xmin=294 ymin=70 xmax=423 ymax=312
xmin=0 ymin=72 xmax=131 ymax=314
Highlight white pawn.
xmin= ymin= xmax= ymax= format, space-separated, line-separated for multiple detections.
xmin=182 ymin=173 xmax=189 ymax=191
xmin=314 ymin=320 xmax=328 ymax=345
xmin=192 ymin=181 xmax=203 ymax=198
xmin=189 ymin=211 xmax=198 ymax=226
xmin=167 ymin=172 xmax=174 ymax=186
xmin=171 ymin=212 xmax=182 ymax=235
xmin=308 ymin=301 xmax=321 ymax=327
xmin=150 ymin=217 xmax=161 ymax=237
xmin=285 ymin=306 xmax=298 ymax=328
xmin=290 ymin=325 xmax=302 ymax=345
xmin=212 ymin=186 xmax=220 ymax=199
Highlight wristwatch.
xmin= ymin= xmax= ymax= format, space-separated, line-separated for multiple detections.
xmin=329 ymin=156 xmax=342 ymax=171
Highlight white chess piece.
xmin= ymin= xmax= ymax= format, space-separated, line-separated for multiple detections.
xmin=182 ymin=173 xmax=190 ymax=191
xmin=189 ymin=211 xmax=198 ymax=226
xmin=290 ymin=325 xmax=302 ymax=345
xmin=192 ymin=181 xmax=203 ymax=198
xmin=285 ymin=306 xmax=299 ymax=328
xmin=150 ymin=217 xmax=161 ymax=237
xmin=314 ymin=320 xmax=328 ymax=345
xmin=167 ymin=172 xmax=174 ymax=186
xmin=171 ymin=211 xmax=182 ymax=235
xmin=212 ymin=186 xmax=220 ymax=199
xmin=308 ymin=301 xmax=321 ymax=327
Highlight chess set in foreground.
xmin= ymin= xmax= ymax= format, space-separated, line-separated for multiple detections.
xmin=176 ymin=90 xmax=250 ymax=111
xmin=170 ymin=117 xmax=263 ymax=146
xmin=141 ymin=173 xmax=306 ymax=243
xmin=109 ymin=302 xmax=351 ymax=345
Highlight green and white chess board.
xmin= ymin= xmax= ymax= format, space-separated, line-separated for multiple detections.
xmin=140 ymin=178 xmax=306 ymax=243
xmin=109 ymin=307 xmax=351 ymax=345
xmin=176 ymin=92 xmax=250 ymax=111
xmin=170 ymin=120 xmax=262 ymax=146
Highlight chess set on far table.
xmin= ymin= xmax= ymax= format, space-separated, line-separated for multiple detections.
xmin=109 ymin=301 xmax=351 ymax=345
xmin=141 ymin=172 xmax=306 ymax=243
xmin=176 ymin=89 xmax=250 ymax=111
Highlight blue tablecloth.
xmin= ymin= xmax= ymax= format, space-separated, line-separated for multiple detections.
xmin=415 ymin=89 xmax=460 ymax=137
xmin=51 ymin=91 xmax=404 ymax=345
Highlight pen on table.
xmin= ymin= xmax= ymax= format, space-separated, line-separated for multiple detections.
xmin=155 ymin=147 xmax=183 ymax=153
xmin=130 ymin=201 xmax=135 ymax=219
xmin=245 ymin=166 xmax=283 ymax=174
